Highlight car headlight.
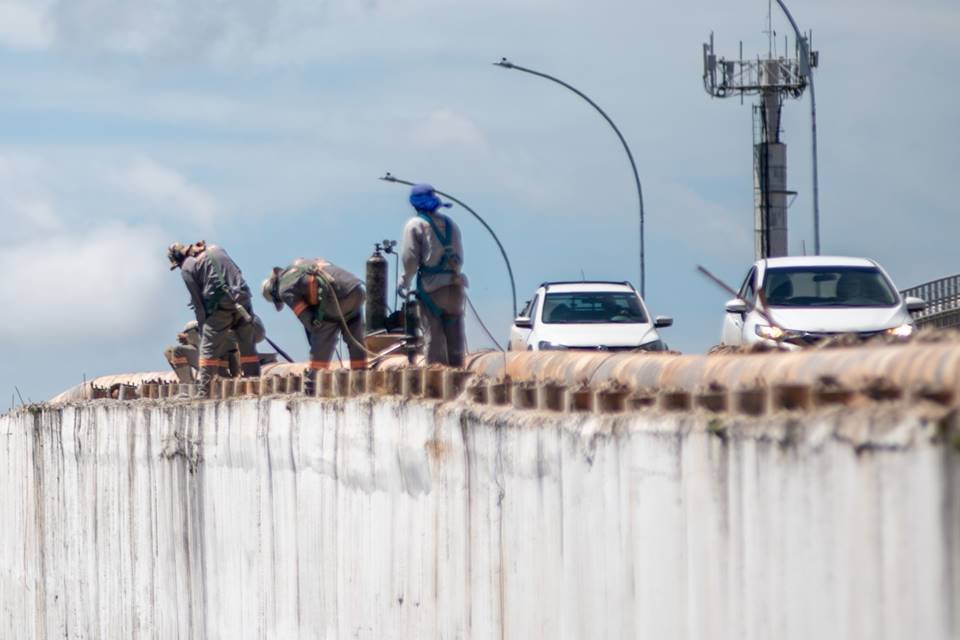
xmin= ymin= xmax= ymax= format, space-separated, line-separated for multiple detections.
xmin=537 ymin=340 xmax=562 ymax=350
xmin=754 ymin=324 xmax=786 ymax=340
xmin=885 ymin=323 xmax=914 ymax=338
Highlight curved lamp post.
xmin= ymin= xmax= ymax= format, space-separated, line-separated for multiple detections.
xmin=774 ymin=0 xmax=821 ymax=255
xmin=494 ymin=57 xmax=646 ymax=296
xmin=379 ymin=172 xmax=518 ymax=318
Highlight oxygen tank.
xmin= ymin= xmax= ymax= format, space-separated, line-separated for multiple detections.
xmin=365 ymin=244 xmax=388 ymax=333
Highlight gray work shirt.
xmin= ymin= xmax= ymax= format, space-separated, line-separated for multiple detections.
xmin=278 ymin=258 xmax=362 ymax=315
xmin=181 ymin=245 xmax=253 ymax=326
xmin=399 ymin=212 xmax=468 ymax=293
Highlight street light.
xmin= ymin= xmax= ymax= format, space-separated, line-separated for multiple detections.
xmin=774 ymin=0 xmax=821 ymax=255
xmin=494 ymin=57 xmax=647 ymax=296
xmin=379 ymin=172 xmax=519 ymax=318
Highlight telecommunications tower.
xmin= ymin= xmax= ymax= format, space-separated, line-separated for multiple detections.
xmin=703 ymin=7 xmax=818 ymax=259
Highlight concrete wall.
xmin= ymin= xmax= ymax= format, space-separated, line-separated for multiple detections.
xmin=2 ymin=398 xmax=957 ymax=639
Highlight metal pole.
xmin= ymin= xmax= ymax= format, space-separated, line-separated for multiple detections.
xmin=773 ymin=0 xmax=821 ymax=255
xmin=379 ymin=173 xmax=519 ymax=318
xmin=494 ymin=58 xmax=646 ymax=296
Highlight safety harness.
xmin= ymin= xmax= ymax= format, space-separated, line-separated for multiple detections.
xmin=281 ymin=262 xmax=360 ymax=325
xmin=415 ymin=211 xmax=460 ymax=324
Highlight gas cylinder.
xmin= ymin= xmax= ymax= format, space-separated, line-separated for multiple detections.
xmin=365 ymin=244 xmax=388 ymax=333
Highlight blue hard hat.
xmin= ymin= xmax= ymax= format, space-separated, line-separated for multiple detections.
xmin=410 ymin=183 xmax=435 ymax=196
xmin=409 ymin=183 xmax=451 ymax=212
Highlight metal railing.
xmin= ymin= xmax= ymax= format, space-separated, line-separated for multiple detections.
xmin=901 ymin=274 xmax=960 ymax=328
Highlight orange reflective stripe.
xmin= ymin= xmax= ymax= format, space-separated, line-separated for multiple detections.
xmin=308 ymin=360 xmax=330 ymax=370
xmin=239 ymin=355 xmax=260 ymax=363
xmin=292 ymin=301 xmax=309 ymax=316
xmin=199 ymin=358 xmax=227 ymax=367
xmin=349 ymin=360 xmax=367 ymax=370
xmin=306 ymin=277 xmax=318 ymax=305
xmin=171 ymin=357 xmax=190 ymax=365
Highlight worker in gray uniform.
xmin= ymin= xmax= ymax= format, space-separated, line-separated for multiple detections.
xmin=164 ymin=320 xmax=202 ymax=383
xmin=168 ymin=240 xmax=262 ymax=397
xmin=163 ymin=318 xmax=267 ymax=383
xmin=261 ymin=258 xmax=367 ymax=395
xmin=398 ymin=183 xmax=468 ymax=367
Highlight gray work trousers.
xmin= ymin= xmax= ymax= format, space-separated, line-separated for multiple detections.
xmin=165 ymin=344 xmax=239 ymax=383
xmin=164 ymin=344 xmax=198 ymax=383
xmin=300 ymin=288 xmax=366 ymax=394
xmin=198 ymin=306 xmax=260 ymax=396
xmin=418 ymin=284 xmax=465 ymax=367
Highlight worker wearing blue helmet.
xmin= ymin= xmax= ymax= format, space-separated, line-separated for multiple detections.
xmin=398 ymin=183 xmax=468 ymax=367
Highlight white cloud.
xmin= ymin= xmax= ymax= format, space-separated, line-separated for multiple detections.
xmin=0 ymin=154 xmax=64 ymax=241
xmin=49 ymin=0 xmax=282 ymax=59
xmin=0 ymin=1 xmax=53 ymax=50
xmin=649 ymin=181 xmax=752 ymax=259
xmin=0 ymin=224 xmax=169 ymax=341
xmin=409 ymin=109 xmax=487 ymax=150
xmin=112 ymin=157 xmax=219 ymax=227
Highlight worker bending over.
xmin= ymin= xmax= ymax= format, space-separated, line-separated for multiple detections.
xmin=262 ymin=258 xmax=367 ymax=396
xmin=398 ymin=183 xmax=468 ymax=367
xmin=167 ymin=241 xmax=262 ymax=397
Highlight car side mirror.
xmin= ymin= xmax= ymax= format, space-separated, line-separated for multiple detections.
xmin=514 ymin=316 xmax=533 ymax=329
xmin=654 ymin=315 xmax=673 ymax=328
xmin=725 ymin=298 xmax=748 ymax=314
xmin=904 ymin=296 xmax=926 ymax=313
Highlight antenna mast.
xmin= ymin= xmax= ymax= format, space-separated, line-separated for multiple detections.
xmin=702 ymin=10 xmax=818 ymax=259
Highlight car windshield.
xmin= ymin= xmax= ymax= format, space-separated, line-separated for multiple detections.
xmin=762 ymin=266 xmax=898 ymax=308
xmin=541 ymin=292 xmax=647 ymax=324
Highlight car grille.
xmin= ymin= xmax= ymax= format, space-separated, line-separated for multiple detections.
xmin=787 ymin=330 xmax=886 ymax=346
xmin=563 ymin=345 xmax=647 ymax=352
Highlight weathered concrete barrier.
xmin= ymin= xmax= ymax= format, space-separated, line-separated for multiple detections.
xmin=2 ymin=395 xmax=958 ymax=639
xmin=50 ymin=343 xmax=960 ymax=420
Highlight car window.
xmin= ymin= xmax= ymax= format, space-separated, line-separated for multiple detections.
xmin=763 ymin=266 xmax=898 ymax=307
xmin=528 ymin=295 xmax=539 ymax=322
xmin=518 ymin=298 xmax=533 ymax=318
xmin=541 ymin=292 xmax=648 ymax=324
xmin=738 ymin=268 xmax=757 ymax=305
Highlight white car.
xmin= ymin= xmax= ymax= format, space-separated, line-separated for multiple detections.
xmin=721 ymin=256 xmax=926 ymax=349
xmin=508 ymin=281 xmax=672 ymax=352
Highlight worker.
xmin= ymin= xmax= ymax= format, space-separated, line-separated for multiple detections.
xmin=163 ymin=320 xmax=202 ymax=383
xmin=167 ymin=240 xmax=262 ymax=397
xmin=163 ymin=317 xmax=269 ymax=383
xmin=398 ymin=183 xmax=467 ymax=367
xmin=261 ymin=258 xmax=367 ymax=395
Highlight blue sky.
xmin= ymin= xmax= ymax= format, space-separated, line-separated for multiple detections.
xmin=1 ymin=0 xmax=957 ymax=404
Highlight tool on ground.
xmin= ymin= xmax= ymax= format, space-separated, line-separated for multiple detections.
xmin=263 ymin=336 xmax=294 ymax=364
xmin=222 ymin=280 xmax=295 ymax=364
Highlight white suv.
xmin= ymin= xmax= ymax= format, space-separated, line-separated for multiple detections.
xmin=508 ymin=281 xmax=672 ymax=352
xmin=721 ymin=256 xmax=925 ymax=349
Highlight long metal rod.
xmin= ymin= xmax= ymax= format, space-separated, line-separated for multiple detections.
xmin=493 ymin=58 xmax=646 ymax=296
xmin=264 ymin=336 xmax=294 ymax=363
xmin=379 ymin=173 xmax=518 ymax=318
xmin=773 ymin=0 xmax=821 ymax=255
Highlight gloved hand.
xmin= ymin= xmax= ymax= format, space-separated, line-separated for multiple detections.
xmin=397 ymin=284 xmax=409 ymax=299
